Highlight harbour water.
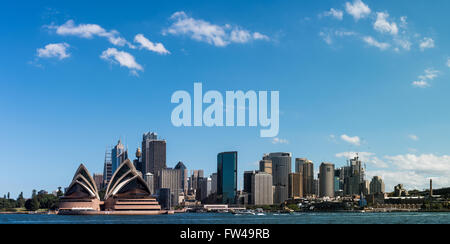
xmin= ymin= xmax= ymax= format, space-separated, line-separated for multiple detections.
xmin=1 ymin=212 xmax=449 ymax=224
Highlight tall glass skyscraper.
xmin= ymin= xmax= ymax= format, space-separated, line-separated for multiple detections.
xmin=111 ymin=140 xmax=126 ymax=174
xmin=217 ymin=151 xmax=237 ymax=204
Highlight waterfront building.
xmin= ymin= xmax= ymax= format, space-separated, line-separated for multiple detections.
xmin=259 ymin=156 xmax=272 ymax=175
xmin=145 ymin=172 xmax=154 ymax=195
xmin=394 ymin=184 xmax=408 ymax=197
xmin=104 ymin=159 xmax=161 ymax=214
xmin=217 ymin=151 xmax=238 ymax=204
xmin=334 ymin=168 xmax=344 ymax=194
xmin=189 ymin=170 xmax=204 ymax=192
xmin=319 ymin=163 xmax=335 ymax=198
xmin=244 ymin=170 xmax=258 ymax=204
xmin=288 ymin=172 xmax=303 ymax=199
xmin=211 ymin=173 xmax=218 ymax=194
xmin=251 ymin=172 xmax=273 ymax=205
xmin=363 ymin=180 xmax=370 ymax=196
xmin=343 ymin=156 xmax=365 ymax=196
xmin=313 ymin=179 xmax=319 ymax=196
xmin=300 ymin=159 xmax=314 ymax=196
xmin=59 ymin=164 xmax=101 ymax=213
xmin=175 ymin=161 xmax=188 ymax=194
xmin=111 ymin=140 xmax=127 ymax=174
xmin=268 ymin=152 xmax=292 ymax=204
xmin=157 ymin=168 xmax=182 ymax=206
xmin=159 ymin=188 xmax=171 ymax=210
xmin=141 ymin=132 xmax=166 ymax=175
xmin=370 ymin=176 xmax=385 ymax=194
xmin=198 ymin=177 xmax=212 ymax=201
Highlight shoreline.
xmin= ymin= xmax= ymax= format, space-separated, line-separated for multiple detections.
xmin=1 ymin=209 xmax=449 ymax=215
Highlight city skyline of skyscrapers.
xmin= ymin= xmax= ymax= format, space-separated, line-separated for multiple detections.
xmin=95 ymin=131 xmax=382 ymax=208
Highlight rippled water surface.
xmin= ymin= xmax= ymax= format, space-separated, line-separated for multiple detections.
xmin=1 ymin=212 xmax=449 ymax=224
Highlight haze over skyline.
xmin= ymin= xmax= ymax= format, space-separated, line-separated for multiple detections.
xmin=1 ymin=0 xmax=450 ymax=197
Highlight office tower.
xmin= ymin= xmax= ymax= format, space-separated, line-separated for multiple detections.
xmin=319 ymin=163 xmax=335 ymax=198
xmin=259 ymin=156 xmax=272 ymax=175
xmin=157 ymin=168 xmax=182 ymax=206
xmin=211 ymin=173 xmax=218 ymax=194
xmin=313 ymin=179 xmax=319 ymax=196
xmin=268 ymin=152 xmax=292 ymax=204
xmin=288 ymin=172 xmax=303 ymax=199
xmin=300 ymin=159 xmax=314 ymax=196
xmin=103 ymin=149 xmax=113 ymax=187
xmin=175 ymin=161 xmax=188 ymax=194
xmin=244 ymin=170 xmax=257 ymax=204
xmin=198 ymin=177 xmax=212 ymax=201
xmin=159 ymin=188 xmax=171 ymax=210
xmin=295 ymin=158 xmax=306 ymax=174
xmin=189 ymin=170 xmax=204 ymax=191
xmin=111 ymin=140 xmax=127 ymax=174
xmin=363 ymin=180 xmax=370 ymax=195
xmin=93 ymin=173 xmax=103 ymax=190
xmin=334 ymin=168 xmax=344 ymax=194
xmin=251 ymin=172 xmax=273 ymax=205
xmin=343 ymin=156 xmax=365 ymax=196
xmin=370 ymin=176 xmax=385 ymax=194
xmin=217 ymin=151 xmax=238 ymax=204
xmin=145 ymin=172 xmax=154 ymax=195
xmin=142 ymin=132 xmax=166 ymax=175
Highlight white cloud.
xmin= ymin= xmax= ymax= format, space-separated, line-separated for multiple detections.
xmin=321 ymin=8 xmax=344 ymax=20
xmin=367 ymin=153 xmax=450 ymax=191
xmin=134 ymin=34 xmax=170 ymax=55
xmin=272 ymin=137 xmax=289 ymax=144
xmin=345 ymin=0 xmax=371 ymax=21
xmin=419 ymin=37 xmax=435 ymax=51
xmin=340 ymin=134 xmax=361 ymax=146
xmin=164 ymin=11 xmax=269 ymax=47
xmin=319 ymin=32 xmax=333 ymax=45
xmin=412 ymin=68 xmax=439 ymax=88
xmin=408 ymin=134 xmax=419 ymax=141
xmin=386 ymin=154 xmax=450 ymax=175
xmin=336 ymin=152 xmax=389 ymax=168
xmin=412 ymin=81 xmax=430 ymax=88
xmin=399 ymin=16 xmax=408 ymax=29
xmin=37 ymin=43 xmax=70 ymax=60
xmin=447 ymin=58 xmax=450 ymax=68
xmin=100 ymin=48 xmax=143 ymax=74
xmin=362 ymin=36 xmax=390 ymax=50
xmin=50 ymin=20 xmax=134 ymax=48
xmin=253 ymin=32 xmax=269 ymax=41
xmin=374 ymin=12 xmax=398 ymax=35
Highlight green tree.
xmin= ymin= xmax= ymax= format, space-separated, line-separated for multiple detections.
xmin=17 ymin=192 xmax=25 ymax=208
xmin=25 ymin=190 xmax=40 ymax=211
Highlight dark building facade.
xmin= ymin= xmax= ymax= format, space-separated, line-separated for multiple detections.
xmin=142 ymin=132 xmax=166 ymax=175
xmin=217 ymin=152 xmax=238 ymax=204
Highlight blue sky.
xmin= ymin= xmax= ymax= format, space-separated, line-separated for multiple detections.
xmin=1 ymin=0 xmax=450 ymax=197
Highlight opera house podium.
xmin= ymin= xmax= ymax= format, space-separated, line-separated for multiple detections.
xmin=59 ymin=160 xmax=162 ymax=215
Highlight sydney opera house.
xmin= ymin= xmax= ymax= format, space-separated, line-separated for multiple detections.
xmin=59 ymin=160 xmax=163 ymax=215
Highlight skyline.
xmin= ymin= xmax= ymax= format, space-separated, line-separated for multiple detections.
xmin=1 ymin=0 xmax=450 ymax=197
